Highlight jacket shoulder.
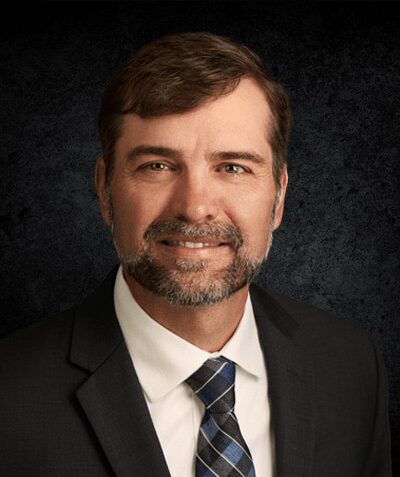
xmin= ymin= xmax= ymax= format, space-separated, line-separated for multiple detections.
xmin=0 ymin=308 xmax=77 ymax=377
xmin=250 ymin=282 xmax=377 ymax=354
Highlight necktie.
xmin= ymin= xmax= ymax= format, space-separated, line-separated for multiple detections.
xmin=186 ymin=356 xmax=256 ymax=477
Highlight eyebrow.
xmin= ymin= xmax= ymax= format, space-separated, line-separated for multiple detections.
xmin=126 ymin=144 xmax=266 ymax=165
xmin=126 ymin=145 xmax=183 ymax=162
xmin=210 ymin=151 xmax=266 ymax=165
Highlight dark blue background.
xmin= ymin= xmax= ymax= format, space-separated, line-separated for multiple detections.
xmin=1 ymin=1 xmax=399 ymax=471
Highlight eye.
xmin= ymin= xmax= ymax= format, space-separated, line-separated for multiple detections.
xmin=143 ymin=162 xmax=171 ymax=171
xmin=221 ymin=164 xmax=247 ymax=174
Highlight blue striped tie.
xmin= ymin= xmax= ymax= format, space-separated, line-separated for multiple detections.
xmin=186 ymin=356 xmax=256 ymax=477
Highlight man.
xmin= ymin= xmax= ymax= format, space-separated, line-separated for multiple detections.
xmin=0 ymin=33 xmax=392 ymax=476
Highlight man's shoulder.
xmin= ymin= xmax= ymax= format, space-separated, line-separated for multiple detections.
xmin=0 ymin=308 xmax=75 ymax=351
xmin=250 ymin=282 xmax=377 ymax=356
xmin=0 ymin=308 xmax=78 ymax=383
xmin=0 ymin=268 xmax=118 ymax=362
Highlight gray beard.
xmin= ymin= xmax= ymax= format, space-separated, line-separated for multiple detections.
xmin=113 ymin=218 xmax=274 ymax=307
xmin=107 ymin=188 xmax=278 ymax=307
xmin=120 ymin=247 xmax=265 ymax=307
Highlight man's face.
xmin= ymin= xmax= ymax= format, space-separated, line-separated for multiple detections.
xmin=96 ymin=78 xmax=288 ymax=306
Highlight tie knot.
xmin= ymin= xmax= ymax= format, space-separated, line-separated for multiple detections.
xmin=186 ymin=356 xmax=236 ymax=414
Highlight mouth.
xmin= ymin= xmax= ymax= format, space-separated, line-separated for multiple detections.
xmin=144 ymin=219 xmax=243 ymax=252
xmin=160 ymin=239 xmax=227 ymax=249
xmin=156 ymin=237 xmax=231 ymax=260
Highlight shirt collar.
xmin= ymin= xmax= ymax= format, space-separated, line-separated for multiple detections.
xmin=113 ymin=266 xmax=265 ymax=402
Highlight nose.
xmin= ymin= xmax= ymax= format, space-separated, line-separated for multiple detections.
xmin=168 ymin=170 xmax=219 ymax=223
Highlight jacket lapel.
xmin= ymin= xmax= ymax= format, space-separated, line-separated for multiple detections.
xmin=250 ymin=284 xmax=315 ymax=477
xmin=68 ymin=267 xmax=315 ymax=476
xmin=70 ymin=268 xmax=170 ymax=477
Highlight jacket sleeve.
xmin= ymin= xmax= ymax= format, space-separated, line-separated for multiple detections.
xmin=362 ymin=341 xmax=392 ymax=476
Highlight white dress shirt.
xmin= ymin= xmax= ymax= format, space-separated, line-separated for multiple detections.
xmin=114 ymin=266 xmax=274 ymax=476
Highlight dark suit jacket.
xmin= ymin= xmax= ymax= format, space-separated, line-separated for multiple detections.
xmin=0 ymin=268 xmax=392 ymax=476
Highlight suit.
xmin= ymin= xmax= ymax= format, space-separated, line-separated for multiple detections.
xmin=0 ymin=267 xmax=392 ymax=476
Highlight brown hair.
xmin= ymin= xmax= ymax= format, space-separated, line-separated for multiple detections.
xmin=98 ymin=32 xmax=291 ymax=187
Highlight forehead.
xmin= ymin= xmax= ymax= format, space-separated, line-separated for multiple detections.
xmin=115 ymin=78 xmax=272 ymax=158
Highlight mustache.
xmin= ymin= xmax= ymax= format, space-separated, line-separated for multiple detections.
xmin=143 ymin=219 xmax=244 ymax=251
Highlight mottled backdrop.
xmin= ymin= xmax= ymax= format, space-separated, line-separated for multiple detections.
xmin=1 ymin=1 xmax=399 ymax=471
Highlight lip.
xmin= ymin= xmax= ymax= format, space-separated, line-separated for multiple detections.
xmin=160 ymin=239 xmax=226 ymax=248
xmin=156 ymin=237 xmax=230 ymax=258
xmin=158 ymin=236 xmax=228 ymax=247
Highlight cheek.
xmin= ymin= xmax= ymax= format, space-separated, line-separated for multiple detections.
xmin=232 ymin=197 xmax=275 ymax=248
xmin=111 ymin=189 xmax=165 ymax=238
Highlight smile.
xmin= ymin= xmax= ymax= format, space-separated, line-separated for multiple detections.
xmin=162 ymin=240 xmax=225 ymax=248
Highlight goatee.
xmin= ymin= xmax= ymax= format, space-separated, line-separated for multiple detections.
xmin=114 ymin=218 xmax=271 ymax=307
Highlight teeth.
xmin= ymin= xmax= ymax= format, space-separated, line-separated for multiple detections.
xmin=165 ymin=240 xmax=216 ymax=248
xmin=183 ymin=241 xmax=206 ymax=248
xmin=179 ymin=241 xmax=213 ymax=248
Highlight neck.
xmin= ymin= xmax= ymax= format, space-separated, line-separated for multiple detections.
xmin=123 ymin=272 xmax=249 ymax=353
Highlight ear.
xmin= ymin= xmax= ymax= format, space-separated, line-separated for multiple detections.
xmin=95 ymin=157 xmax=112 ymax=226
xmin=272 ymin=168 xmax=288 ymax=230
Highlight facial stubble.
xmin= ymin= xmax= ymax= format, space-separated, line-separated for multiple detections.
xmin=108 ymin=195 xmax=277 ymax=307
